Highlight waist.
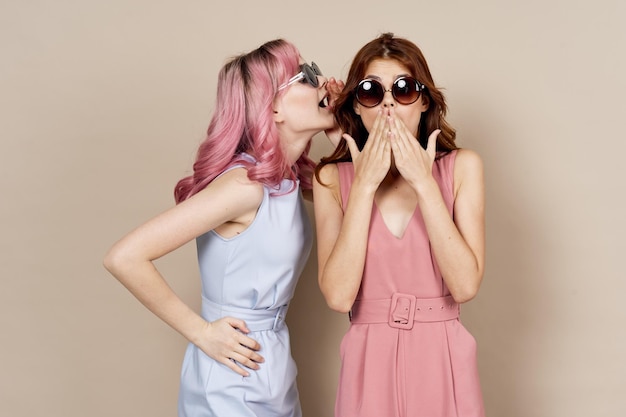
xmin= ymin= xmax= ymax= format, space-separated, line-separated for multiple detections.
xmin=350 ymin=293 xmax=459 ymax=329
xmin=201 ymin=297 xmax=288 ymax=332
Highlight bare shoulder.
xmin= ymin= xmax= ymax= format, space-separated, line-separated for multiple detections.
xmin=453 ymin=149 xmax=484 ymax=196
xmin=454 ymin=148 xmax=483 ymax=173
xmin=214 ymin=166 xmax=262 ymax=186
xmin=193 ymin=166 xmax=264 ymax=210
xmin=314 ymin=163 xmax=340 ymax=187
xmin=313 ymin=163 xmax=342 ymax=209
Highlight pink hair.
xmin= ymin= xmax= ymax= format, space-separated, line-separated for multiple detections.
xmin=174 ymin=39 xmax=316 ymax=204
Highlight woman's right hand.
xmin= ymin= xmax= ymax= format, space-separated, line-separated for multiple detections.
xmin=197 ymin=317 xmax=264 ymax=377
xmin=343 ymin=110 xmax=391 ymax=192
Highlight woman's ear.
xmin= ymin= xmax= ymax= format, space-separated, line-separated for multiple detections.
xmin=272 ymin=99 xmax=285 ymax=123
xmin=353 ymin=99 xmax=361 ymax=116
xmin=420 ymin=95 xmax=430 ymax=111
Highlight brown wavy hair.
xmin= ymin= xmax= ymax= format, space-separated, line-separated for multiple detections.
xmin=315 ymin=33 xmax=457 ymax=181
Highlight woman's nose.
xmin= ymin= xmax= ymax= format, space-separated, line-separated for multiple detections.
xmin=317 ymin=75 xmax=328 ymax=88
xmin=382 ymin=89 xmax=395 ymax=107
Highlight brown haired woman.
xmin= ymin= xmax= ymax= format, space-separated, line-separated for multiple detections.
xmin=313 ymin=33 xmax=486 ymax=417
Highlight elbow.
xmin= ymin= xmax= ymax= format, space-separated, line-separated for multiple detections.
xmin=320 ymin=288 xmax=354 ymax=314
xmin=451 ymin=290 xmax=477 ymax=304
xmin=318 ymin=268 xmax=359 ymax=313
xmin=450 ymin=275 xmax=483 ymax=304
xmin=103 ymin=249 xmax=115 ymax=274
xmin=326 ymin=298 xmax=353 ymax=314
xmin=103 ymin=245 xmax=128 ymax=277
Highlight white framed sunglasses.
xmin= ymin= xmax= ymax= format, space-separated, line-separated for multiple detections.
xmin=279 ymin=62 xmax=323 ymax=90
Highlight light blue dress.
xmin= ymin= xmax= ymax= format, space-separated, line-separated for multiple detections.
xmin=178 ymin=156 xmax=312 ymax=417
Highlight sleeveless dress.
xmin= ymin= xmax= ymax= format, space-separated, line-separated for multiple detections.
xmin=335 ymin=151 xmax=485 ymax=417
xmin=178 ymin=155 xmax=312 ymax=417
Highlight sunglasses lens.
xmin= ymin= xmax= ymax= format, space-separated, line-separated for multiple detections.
xmin=393 ymin=78 xmax=420 ymax=105
xmin=356 ymin=80 xmax=384 ymax=107
xmin=302 ymin=64 xmax=320 ymax=87
xmin=311 ymin=62 xmax=322 ymax=76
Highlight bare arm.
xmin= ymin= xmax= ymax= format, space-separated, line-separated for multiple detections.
xmin=314 ymin=111 xmax=392 ymax=313
xmin=313 ymin=165 xmax=373 ymax=313
xmin=390 ymin=112 xmax=485 ymax=303
xmin=414 ymin=150 xmax=485 ymax=302
xmin=103 ymin=168 xmax=266 ymax=376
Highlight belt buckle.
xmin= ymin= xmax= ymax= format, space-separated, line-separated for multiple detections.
xmin=389 ymin=293 xmax=416 ymax=330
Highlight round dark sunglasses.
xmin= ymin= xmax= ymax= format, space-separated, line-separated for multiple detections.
xmin=355 ymin=77 xmax=426 ymax=107
xmin=279 ymin=62 xmax=323 ymax=90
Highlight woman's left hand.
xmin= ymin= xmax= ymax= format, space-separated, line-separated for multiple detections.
xmin=388 ymin=109 xmax=440 ymax=189
xmin=324 ymin=77 xmax=345 ymax=147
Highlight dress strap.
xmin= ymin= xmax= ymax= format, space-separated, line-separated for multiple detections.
xmin=336 ymin=162 xmax=354 ymax=211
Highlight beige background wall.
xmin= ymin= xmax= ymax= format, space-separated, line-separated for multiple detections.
xmin=1 ymin=1 xmax=624 ymax=416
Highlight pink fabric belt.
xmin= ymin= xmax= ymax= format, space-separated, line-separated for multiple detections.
xmin=349 ymin=293 xmax=459 ymax=329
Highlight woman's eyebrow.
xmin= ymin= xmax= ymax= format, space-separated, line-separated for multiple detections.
xmin=363 ymin=73 xmax=411 ymax=80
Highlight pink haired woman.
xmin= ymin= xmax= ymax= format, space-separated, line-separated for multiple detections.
xmin=104 ymin=39 xmax=340 ymax=417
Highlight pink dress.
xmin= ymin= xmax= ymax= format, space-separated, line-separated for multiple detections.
xmin=335 ymin=151 xmax=485 ymax=417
